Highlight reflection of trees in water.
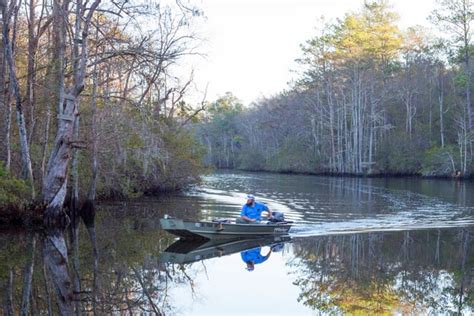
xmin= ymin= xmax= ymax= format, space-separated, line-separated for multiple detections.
xmin=290 ymin=229 xmax=473 ymax=314
xmin=0 ymin=206 xmax=198 ymax=314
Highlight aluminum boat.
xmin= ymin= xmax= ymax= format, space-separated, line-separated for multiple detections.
xmin=160 ymin=216 xmax=292 ymax=240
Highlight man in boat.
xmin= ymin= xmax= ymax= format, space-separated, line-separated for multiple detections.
xmin=238 ymin=194 xmax=272 ymax=223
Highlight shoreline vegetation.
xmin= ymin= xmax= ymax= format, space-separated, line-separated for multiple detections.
xmin=0 ymin=1 xmax=206 ymax=229
xmin=221 ymin=167 xmax=472 ymax=181
xmin=1 ymin=0 xmax=474 ymax=229
xmin=3 ymin=0 xmax=474 ymax=313
xmin=1 ymin=165 xmax=469 ymax=227
xmin=194 ymin=1 xmax=474 ymax=184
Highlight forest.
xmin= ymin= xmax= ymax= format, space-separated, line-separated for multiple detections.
xmin=2 ymin=1 xmax=473 ymax=314
xmin=0 ymin=0 xmax=207 ymax=217
xmin=197 ymin=0 xmax=474 ymax=178
xmin=1 ymin=0 xmax=474 ymax=216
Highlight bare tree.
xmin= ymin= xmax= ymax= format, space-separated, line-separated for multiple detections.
xmin=0 ymin=0 xmax=35 ymax=196
xmin=42 ymin=0 xmax=101 ymax=225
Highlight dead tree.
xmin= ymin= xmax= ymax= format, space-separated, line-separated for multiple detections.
xmin=42 ymin=0 xmax=101 ymax=225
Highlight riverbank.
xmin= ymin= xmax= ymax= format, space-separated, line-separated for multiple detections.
xmin=2 ymin=166 xmax=471 ymax=227
xmin=223 ymin=167 xmax=473 ymax=181
xmin=0 ymin=204 xmax=43 ymax=227
xmin=0 ymin=184 xmax=195 ymax=227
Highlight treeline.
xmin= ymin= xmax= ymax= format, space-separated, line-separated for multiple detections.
xmin=0 ymin=0 xmax=207 ymax=211
xmin=197 ymin=0 xmax=474 ymax=177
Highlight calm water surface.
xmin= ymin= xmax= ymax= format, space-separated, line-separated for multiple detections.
xmin=1 ymin=171 xmax=474 ymax=315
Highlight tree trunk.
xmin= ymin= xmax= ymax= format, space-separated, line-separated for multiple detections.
xmin=0 ymin=0 xmax=35 ymax=196
xmin=83 ymin=52 xmax=99 ymax=210
xmin=70 ymin=0 xmax=82 ymax=216
xmin=464 ymin=36 xmax=472 ymax=134
xmin=43 ymin=95 xmax=79 ymax=225
xmin=41 ymin=98 xmax=51 ymax=180
xmin=368 ymin=82 xmax=376 ymax=174
xmin=26 ymin=0 xmax=38 ymax=146
xmin=4 ymin=84 xmax=12 ymax=171
xmin=328 ymin=86 xmax=336 ymax=172
xmin=70 ymin=1 xmax=83 ymax=290
xmin=43 ymin=0 xmax=101 ymax=224
xmin=438 ymin=68 xmax=445 ymax=148
xmin=0 ymin=16 xmax=7 ymax=168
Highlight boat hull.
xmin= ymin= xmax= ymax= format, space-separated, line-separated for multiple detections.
xmin=160 ymin=218 xmax=292 ymax=240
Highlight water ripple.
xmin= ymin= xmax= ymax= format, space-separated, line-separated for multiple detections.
xmin=189 ymin=172 xmax=474 ymax=236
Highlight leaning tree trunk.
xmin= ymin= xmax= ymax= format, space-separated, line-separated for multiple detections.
xmin=43 ymin=94 xmax=78 ymax=226
xmin=42 ymin=0 xmax=101 ymax=225
xmin=42 ymin=0 xmax=68 ymax=225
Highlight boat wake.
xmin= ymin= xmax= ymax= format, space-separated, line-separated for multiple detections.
xmin=190 ymin=175 xmax=474 ymax=237
xmin=289 ymin=217 xmax=474 ymax=237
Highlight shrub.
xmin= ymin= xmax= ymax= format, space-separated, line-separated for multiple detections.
xmin=421 ymin=146 xmax=457 ymax=177
xmin=0 ymin=163 xmax=30 ymax=208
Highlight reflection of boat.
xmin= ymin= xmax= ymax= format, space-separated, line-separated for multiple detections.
xmin=160 ymin=235 xmax=291 ymax=264
xmin=160 ymin=217 xmax=292 ymax=240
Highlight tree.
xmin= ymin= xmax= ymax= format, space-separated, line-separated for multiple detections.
xmin=431 ymin=0 xmax=474 ymax=174
xmin=0 ymin=0 xmax=35 ymax=197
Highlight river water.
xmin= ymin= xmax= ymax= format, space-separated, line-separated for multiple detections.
xmin=1 ymin=171 xmax=474 ymax=314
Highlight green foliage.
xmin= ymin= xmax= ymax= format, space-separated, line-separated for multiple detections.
xmin=196 ymin=92 xmax=243 ymax=169
xmin=421 ymin=146 xmax=458 ymax=176
xmin=0 ymin=163 xmax=30 ymax=208
xmin=208 ymin=92 xmax=243 ymax=116
xmin=197 ymin=0 xmax=474 ymax=178
xmin=454 ymin=72 xmax=468 ymax=88
xmin=159 ymin=128 xmax=206 ymax=190
xmin=265 ymin=139 xmax=316 ymax=173
xmin=95 ymin=122 xmax=206 ymax=199
xmin=376 ymin=134 xmax=422 ymax=174
xmin=238 ymin=149 xmax=266 ymax=171
xmin=325 ymin=0 xmax=402 ymax=65
xmin=125 ymin=132 xmax=146 ymax=149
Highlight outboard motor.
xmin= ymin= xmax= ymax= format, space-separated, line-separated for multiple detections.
xmin=269 ymin=211 xmax=285 ymax=223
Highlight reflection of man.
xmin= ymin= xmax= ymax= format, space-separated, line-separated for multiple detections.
xmin=241 ymin=247 xmax=272 ymax=271
xmin=239 ymin=194 xmax=272 ymax=223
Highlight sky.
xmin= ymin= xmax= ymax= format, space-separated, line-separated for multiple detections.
xmin=189 ymin=0 xmax=437 ymax=106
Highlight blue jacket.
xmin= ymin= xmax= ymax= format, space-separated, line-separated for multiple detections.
xmin=241 ymin=247 xmax=270 ymax=264
xmin=240 ymin=202 xmax=269 ymax=221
